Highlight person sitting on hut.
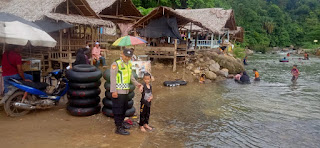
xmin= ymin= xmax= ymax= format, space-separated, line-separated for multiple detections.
xmin=85 ymin=41 xmax=90 ymax=49
xmin=73 ymin=48 xmax=90 ymax=66
xmin=92 ymin=42 xmax=107 ymax=67
xmin=150 ymin=38 xmax=157 ymax=47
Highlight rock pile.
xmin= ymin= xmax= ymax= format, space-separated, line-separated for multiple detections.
xmin=187 ymin=51 xmax=245 ymax=81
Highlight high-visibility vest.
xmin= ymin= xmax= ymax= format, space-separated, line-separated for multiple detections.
xmin=116 ymin=59 xmax=132 ymax=90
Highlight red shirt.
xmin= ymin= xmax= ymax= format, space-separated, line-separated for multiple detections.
xmin=291 ymin=68 xmax=299 ymax=77
xmin=2 ymin=51 xmax=22 ymax=76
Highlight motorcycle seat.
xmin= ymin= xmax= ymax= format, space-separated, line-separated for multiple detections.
xmin=21 ymin=81 xmax=48 ymax=90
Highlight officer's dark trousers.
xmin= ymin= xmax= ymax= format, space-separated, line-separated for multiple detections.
xmin=139 ymin=103 xmax=150 ymax=126
xmin=112 ymin=94 xmax=128 ymax=127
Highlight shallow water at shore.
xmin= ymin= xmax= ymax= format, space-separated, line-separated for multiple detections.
xmin=142 ymin=53 xmax=320 ymax=148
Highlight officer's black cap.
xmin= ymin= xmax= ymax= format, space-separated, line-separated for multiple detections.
xmin=123 ymin=48 xmax=133 ymax=57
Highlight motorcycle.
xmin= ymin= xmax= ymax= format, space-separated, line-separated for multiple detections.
xmin=0 ymin=69 xmax=68 ymax=117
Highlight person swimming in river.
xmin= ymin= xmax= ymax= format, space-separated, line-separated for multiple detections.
xmin=243 ymin=56 xmax=248 ymax=65
xmin=304 ymin=53 xmax=309 ymax=60
xmin=291 ymin=64 xmax=300 ymax=83
xmin=199 ymin=73 xmax=206 ymax=84
xmin=253 ymin=69 xmax=260 ymax=81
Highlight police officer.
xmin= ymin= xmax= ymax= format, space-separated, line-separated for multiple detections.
xmin=110 ymin=48 xmax=143 ymax=135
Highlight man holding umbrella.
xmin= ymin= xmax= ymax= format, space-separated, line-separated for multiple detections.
xmin=110 ymin=48 xmax=143 ymax=135
xmin=2 ymin=45 xmax=33 ymax=94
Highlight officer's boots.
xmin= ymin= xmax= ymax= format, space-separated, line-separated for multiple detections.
xmin=122 ymin=122 xmax=131 ymax=129
xmin=115 ymin=126 xmax=130 ymax=135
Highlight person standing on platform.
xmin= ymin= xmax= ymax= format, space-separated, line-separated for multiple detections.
xmin=110 ymin=48 xmax=143 ymax=135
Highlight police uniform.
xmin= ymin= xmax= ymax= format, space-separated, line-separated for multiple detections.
xmin=110 ymin=49 xmax=140 ymax=134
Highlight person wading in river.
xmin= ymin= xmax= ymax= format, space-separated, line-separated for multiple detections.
xmin=291 ymin=64 xmax=300 ymax=83
xmin=110 ymin=48 xmax=143 ymax=135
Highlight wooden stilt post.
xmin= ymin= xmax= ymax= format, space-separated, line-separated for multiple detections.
xmin=59 ymin=30 xmax=63 ymax=69
xmin=211 ymin=33 xmax=214 ymax=49
xmin=90 ymin=26 xmax=94 ymax=65
xmin=195 ymin=32 xmax=198 ymax=50
xmin=173 ymin=39 xmax=177 ymax=72
xmin=66 ymin=0 xmax=69 ymax=14
xmin=68 ymin=28 xmax=72 ymax=67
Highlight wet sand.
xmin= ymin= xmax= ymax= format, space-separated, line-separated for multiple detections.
xmin=0 ymin=49 xmax=194 ymax=148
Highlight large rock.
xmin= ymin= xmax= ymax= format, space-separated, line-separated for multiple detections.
xmin=316 ymin=49 xmax=320 ymax=56
xmin=186 ymin=65 xmax=193 ymax=71
xmin=193 ymin=69 xmax=201 ymax=74
xmin=199 ymin=58 xmax=204 ymax=63
xmin=204 ymin=56 xmax=211 ymax=61
xmin=245 ymin=49 xmax=254 ymax=55
xmin=186 ymin=63 xmax=194 ymax=70
xmin=209 ymin=60 xmax=216 ymax=65
xmin=217 ymin=68 xmax=229 ymax=77
xmin=209 ymin=63 xmax=220 ymax=73
xmin=205 ymin=71 xmax=217 ymax=80
xmin=214 ymin=55 xmax=245 ymax=74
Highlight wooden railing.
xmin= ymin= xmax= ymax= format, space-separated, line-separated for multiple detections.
xmin=191 ymin=40 xmax=219 ymax=49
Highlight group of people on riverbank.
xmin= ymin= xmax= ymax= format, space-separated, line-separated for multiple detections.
xmin=72 ymin=41 xmax=107 ymax=68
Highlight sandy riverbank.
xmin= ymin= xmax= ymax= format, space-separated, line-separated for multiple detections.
xmin=0 ymin=49 xmax=200 ymax=148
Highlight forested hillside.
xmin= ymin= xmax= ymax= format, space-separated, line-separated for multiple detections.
xmin=133 ymin=0 xmax=320 ymax=49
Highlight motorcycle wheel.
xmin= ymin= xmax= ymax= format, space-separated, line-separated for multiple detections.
xmin=4 ymin=91 xmax=32 ymax=117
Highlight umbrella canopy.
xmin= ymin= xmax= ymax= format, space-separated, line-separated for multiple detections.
xmin=0 ymin=21 xmax=57 ymax=47
xmin=112 ymin=35 xmax=147 ymax=46
xmin=0 ymin=12 xmax=56 ymax=47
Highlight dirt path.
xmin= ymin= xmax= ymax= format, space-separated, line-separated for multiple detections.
xmin=0 ymin=49 xmax=195 ymax=148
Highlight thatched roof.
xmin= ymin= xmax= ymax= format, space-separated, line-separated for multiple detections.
xmin=46 ymin=13 xmax=114 ymax=27
xmin=0 ymin=0 xmax=10 ymax=9
xmin=230 ymin=27 xmax=244 ymax=42
xmin=175 ymin=8 xmax=237 ymax=34
xmin=86 ymin=0 xmax=117 ymax=14
xmin=181 ymin=23 xmax=204 ymax=31
xmin=0 ymin=0 xmax=66 ymax=21
xmin=133 ymin=6 xmax=209 ymax=31
xmin=87 ymin=0 xmax=142 ymax=23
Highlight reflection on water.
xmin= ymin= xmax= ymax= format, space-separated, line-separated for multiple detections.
xmin=142 ymin=54 xmax=320 ymax=148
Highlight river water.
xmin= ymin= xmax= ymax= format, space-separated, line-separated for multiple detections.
xmin=142 ymin=53 xmax=320 ymax=148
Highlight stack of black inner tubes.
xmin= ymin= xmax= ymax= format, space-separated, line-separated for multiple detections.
xmin=66 ymin=64 xmax=102 ymax=116
xmin=101 ymin=69 xmax=136 ymax=117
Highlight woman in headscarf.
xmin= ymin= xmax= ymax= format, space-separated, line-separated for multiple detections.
xmin=240 ymin=71 xmax=250 ymax=84
xmin=73 ymin=48 xmax=90 ymax=66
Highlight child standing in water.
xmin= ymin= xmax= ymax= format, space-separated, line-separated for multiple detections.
xmin=253 ymin=69 xmax=260 ymax=81
xmin=140 ymin=73 xmax=154 ymax=132
xmin=199 ymin=74 xmax=206 ymax=83
xmin=291 ymin=64 xmax=300 ymax=82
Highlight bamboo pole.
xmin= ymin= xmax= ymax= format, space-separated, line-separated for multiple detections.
xmin=195 ymin=32 xmax=198 ymax=50
xmin=90 ymin=26 xmax=94 ymax=65
xmin=68 ymin=28 xmax=72 ymax=67
xmin=67 ymin=0 xmax=69 ymax=15
xmin=59 ymin=30 xmax=63 ymax=69
xmin=173 ymin=39 xmax=177 ymax=72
